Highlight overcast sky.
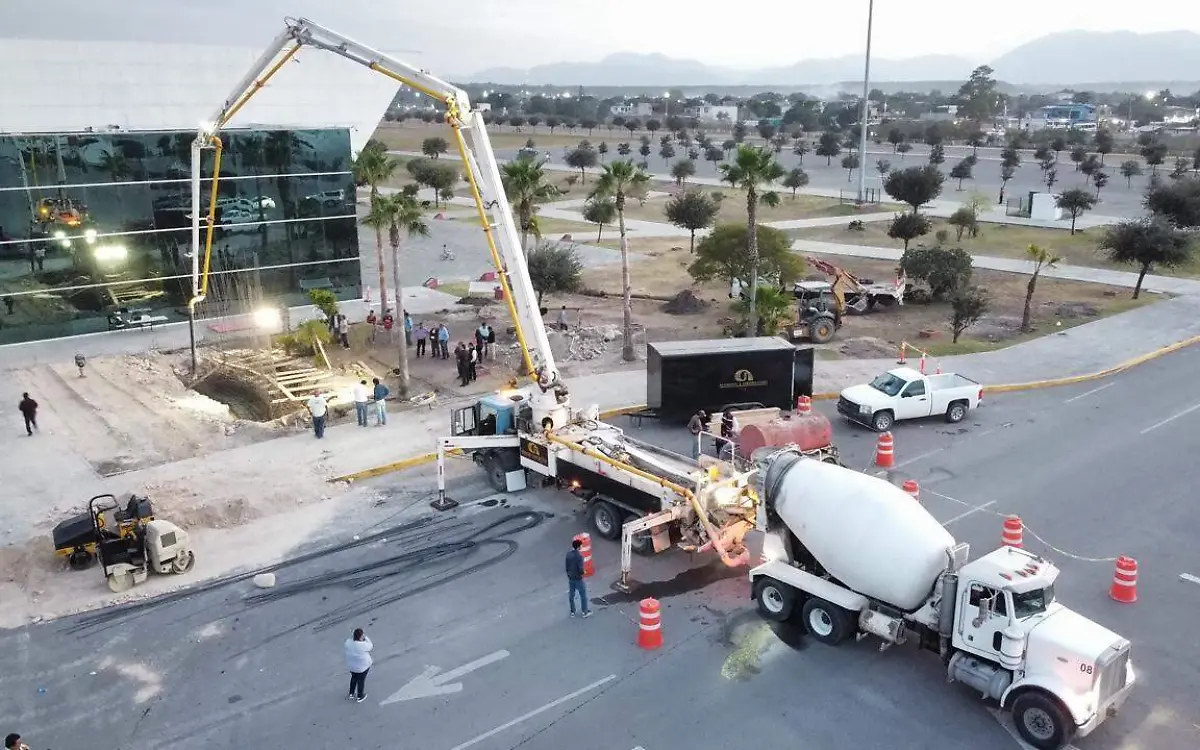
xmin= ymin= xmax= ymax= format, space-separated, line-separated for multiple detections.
xmin=1 ymin=0 xmax=1196 ymax=77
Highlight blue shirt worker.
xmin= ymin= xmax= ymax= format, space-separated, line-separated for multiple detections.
xmin=566 ymin=539 xmax=592 ymax=618
xmin=371 ymin=378 xmax=390 ymax=426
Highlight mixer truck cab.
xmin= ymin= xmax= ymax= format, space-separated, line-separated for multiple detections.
xmin=838 ymin=367 xmax=982 ymax=432
xmin=746 ymin=453 xmax=1134 ymax=749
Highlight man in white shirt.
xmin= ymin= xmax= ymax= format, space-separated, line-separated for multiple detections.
xmin=352 ymin=379 xmax=369 ymax=427
xmin=307 ymin=392 xmax=329 ymax=439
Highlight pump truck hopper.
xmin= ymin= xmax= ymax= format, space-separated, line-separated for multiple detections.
xmin=53 ymin=494 xmax=195 ymax=592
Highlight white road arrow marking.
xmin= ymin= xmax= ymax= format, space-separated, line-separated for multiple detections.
xmin=380 ymin=649 xmax=510 ymax=705
xmin=1180 ymin=573 xmax=1200 ymax=586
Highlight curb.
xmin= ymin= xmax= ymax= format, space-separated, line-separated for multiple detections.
xmin=329 ymin=335 xmax=1199 ymax=484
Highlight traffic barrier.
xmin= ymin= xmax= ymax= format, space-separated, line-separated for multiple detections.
xmin=574 ymin=533 xmax=595 ymax=577
xmin=896 ymin=343 xmax=907 ymax=365
xmin=423 ymin=277 xmax=440 ymax=289
xmin=902 ymin=479 xmax=920 ymax=502
xmin=795 ymin=395 xmax=812 ymax=414
xmin=874 ymin=432 xmax=895 ymax=468
xmin=479 ymin=271 xmax=497 ymax=281
xmin=638 ymin=598 xmax=663 ymax=650
xmin=1109 ymin=556 xmax=1138 ymax=603
xmin=919 ymin=354 xmax=927 ymax=375
xmin=1001 ymin=516 xmax=1024 ymax=548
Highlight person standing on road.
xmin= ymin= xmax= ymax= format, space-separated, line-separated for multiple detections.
xmin=455 ymin=342 xmax=470 ymax=387
xmin=438 ymin=322 xmax=451 ymax=359
xmin=557 ymin=305 xmax=570 ymax=331
xmin=344 ymin=628 xmax=373 ymax=703
xmin=468 ymin=343 xmax=479 ymax=382
xmin=414 ymin=321 xmax=428 ymax=357
xmin=307 ymin=391 xmax=329 ymax=439
xmin=687 ymin=409 xmax=708 ymax=459
xmin=338 ymin=314 xmax=350 ymax=349
xmin=566 ymin=538 xmax=592 ymax=618
xmin=371 ymin=377 xmax=389 ymax=426
xmin=403 ymin=310 xmax=413 ymax=347
xmin=18 ymin=393 xmax=38 ymax=436
xmin=353 ymin=380 xmax=369 ymax=427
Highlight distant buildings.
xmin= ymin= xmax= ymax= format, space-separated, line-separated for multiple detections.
xmin=1025 ymin=103 xmax=1098 ymax=131
xmin=609 ymin=102 xmax=654 ymax=118
xmin=683 ymin=104 xmax=739 ymax=123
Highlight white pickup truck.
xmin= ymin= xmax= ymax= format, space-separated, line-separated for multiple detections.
xmin=837 ymin=367 xmax=982 ymax=432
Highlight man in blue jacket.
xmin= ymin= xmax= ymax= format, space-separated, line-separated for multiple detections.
xmin=371 ymin=378 xmax=390 ymax=426
xmin=566 ymin=539 xmax=592 ymax=618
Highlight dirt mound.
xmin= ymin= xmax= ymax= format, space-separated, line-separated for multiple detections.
xmin=837 ymin=337 xmax=898 ymax=359
xmin=662 ymin=289 xmax=710 ymax=315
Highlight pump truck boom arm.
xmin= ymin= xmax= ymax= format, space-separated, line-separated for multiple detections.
xmin=189 ymin=16 xmax=563 ymax=399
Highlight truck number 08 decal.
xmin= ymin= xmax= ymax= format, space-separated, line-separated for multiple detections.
xmin=1079 ymin=663 xmax=1094 ymax=675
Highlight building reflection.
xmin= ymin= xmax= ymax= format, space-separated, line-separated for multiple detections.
xmin=0 ymin=127 xmax=361 ymax=344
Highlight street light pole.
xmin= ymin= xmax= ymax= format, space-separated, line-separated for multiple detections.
xmin=856 ymin=0 xmax=875 ymax=205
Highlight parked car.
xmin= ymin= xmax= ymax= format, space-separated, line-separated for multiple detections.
xmin=837 ymin=367 xmax=983 ymax=432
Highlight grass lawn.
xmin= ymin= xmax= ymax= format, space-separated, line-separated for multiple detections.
xmin=788 ymin=218 xmax=1200 ymax=278
xmin=618 ymin=184 xmax=904 ymax=225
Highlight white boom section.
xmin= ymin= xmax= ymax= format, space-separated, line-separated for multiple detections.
xmin=189 ymin=17 xmax=566 ymax=424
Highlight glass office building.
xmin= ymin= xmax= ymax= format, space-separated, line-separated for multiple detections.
xmin=0 ymin=127 xmax=361 ymax=345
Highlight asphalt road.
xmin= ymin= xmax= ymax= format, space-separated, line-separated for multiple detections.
xmin=3 ymin=346 xmax=1199 ymax=750
xmin=496 ymin=140 xmax=1152 ymax=219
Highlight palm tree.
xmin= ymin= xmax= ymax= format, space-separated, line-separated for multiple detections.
xmin=99 ymin=149 xmax=131 ymax=182
xmin=352 ymin=142 xmax=400 ymax=309
xmin=718 ymin=145 xmax=784 ymax=334
xmin=500 ymin=159 xmax=560 ymax=256
xmin=363 ymin=192 xmax=428 ymax=397
xmin=590 ymin=160 xmax=649 ymax=361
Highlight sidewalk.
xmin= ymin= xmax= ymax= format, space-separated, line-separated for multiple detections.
xmin=791 ymin=239 xmax=1200 ymax=296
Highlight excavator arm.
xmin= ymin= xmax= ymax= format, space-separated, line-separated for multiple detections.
xmin=189 ymin=17 xmax=563 ymax=402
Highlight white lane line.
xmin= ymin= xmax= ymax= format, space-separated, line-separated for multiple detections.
xmin=942 ymin=501 xmax=997 ymax=526
xmin=895 ymin=447 xmax=945 ymax=469
xmin=1180 ymin=573 xmax=1200 ymax=586
xmin=447 ymin=674 xmax=618 ymax=750
xmin=1140 ymin=402 xmax=1200 ymax=434
xmin=1064 ymin=381 xmax=1115 ymax=404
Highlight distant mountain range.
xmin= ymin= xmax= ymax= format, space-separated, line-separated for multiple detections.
xmin=467 ymin=30 xmax=1200 ymax=88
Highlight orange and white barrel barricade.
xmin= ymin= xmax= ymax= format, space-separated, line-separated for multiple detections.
xmin=1001 ymin=516 xmax=1024 ymax=548
xmin=1109 ymin=556 xmax=1138 ymax=604
xmin=638 ymin=598 xmax=663 ymax=650
xmin=874 ymin=432 xmax=895 ymax=469
xmin=897 ymin=342 xmax=907 ymax=365
xmin=902 ymin=479 xmax=920 ymax=502
xmin=573 ymin=533 xmax=595 ymax=578
xmin=795 ymin=395 xmax=812 ymax=414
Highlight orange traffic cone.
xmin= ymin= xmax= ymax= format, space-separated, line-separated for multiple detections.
xmin=1109 ymin=556 xmax=1138 ymax=603
xmin=795 ymin=395 xmax=812 ymax=414
xmin=573 ymin=533 xmax=595 ymax=577
xmin=896 ymin=343 xmax=907 ymax=365
xmin=874 ymin=432 xmax=895 ymax=468
xmin=638 ymin=598 xmax=663 ymax=650
xmin=1001 ymin=516 xmax=1024 ymax=548
xmin=919 ymin=354 xmax=927 ymax=375
xmin=902 ymin=479 xmax=920 ymax=502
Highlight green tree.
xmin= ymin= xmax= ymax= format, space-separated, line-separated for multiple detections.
xmin=705 ymin=146 xmax=724 ymax=165
xmin=1055 ymin=188 xmax=1097 ymax=235
xmin=565 ymin=143 xmax=598 ymax=182
xmin=1000 ymin=146 xmax=1021 ymax=170
xmin=957 ymin=65 xmax=999 ymax=121
xmin=900 ymin=245 xmax=973 ymax=300
xmin=876 ymin=159 xmax=892 ymax=179
xmin=1092 ymin=171 xmax=1110 ymax=197
xmin=1093 ymin=128 xmax=1114 ymax=165
xmin=527 ymin=241 xmax=584 ymax=306
xmin=841 ymin=153 xmax=861 ymax=181
xmin=1144 ymin=176 xmax=1200 ymax=228
xmin=617 ymin=142 xmax=631 ymax=157
xmin=757 ymin=122 xmax=777 ymax=141
xmin=500 ymin=158 xmax=561 ymax=255
xmin=792 ymin=140 xmax=809 ymax=165
xmin=638 ymin=142 xmax=652 ymax=162
xmin=659 ymin=142 xmax=676 ymax=165
xmin=581 ymin=197 xmax=617 ymax=242
xmin=421 ymin=136 xmax=448 ymax=159
xmin=590 ymin=160 xmax=650 ymax=360
xmin=896 ymin=142 xmax=913 ymax=159
xmin=947 ymin=206 xmax=977 ymax=241
xmin=1069 ymin=146 xmax=1088 ymax=170
xmin=732 ymin=285 xmax=793 ymax=335
xmin=966 ymin=131 xmax=985 ymax=156
xmin=815 ymin=131 xmax=842 ymax=165
xmin=783 ymin=167 xmax=810 ymax=197
xmin=1021 ymin=244 xmax=1060 ymax=333
xmin=688 ymin=223 xmax=803 ymax=288
xmin=671 ymin=159 xmax=696 ymax=186
xmin=353 ymin=141 xmax=400 ymax=310
xmin=597 ymin=141 xmax=609 ymax=161
xmin=887 ymin=128 xmax=905 ymax=152
xmin=645 ymin=118 xmax=661 ymax=136
xmin=362 ymin=192 xmax=428 ymax=396
xmin=545 ymin=116 xmax=561 ymax=133
xmin=887 ymin=212 xmax=932 ymax=251
xmin=949 ymin=158 xmax=974 ymax=190
xmin=1120 ymin=159 xmax=1143 ymax=187
xmin=928 ymin=143 xmax=946 ymax=166
xmin=717 ymin=145 xmax=785 ymax=334
xmin=1141 ymin=142 xmax=1168 ymax=173
xmin=1000 ymin=165 xmax=1016 ymax=201
xmin=665 ymin=190 xmax=721 ymax=253
xmin=950 ymin=286 xmax=990 ymax=343
xmin=884 ymin=165 xmax=945 ymax=213
xmin=1170 ymin=157 xmax=1192 ymax=180
xmin=1099 ymin=218 xmax=1194 ymax=298
xmin=733 ymin=121 xmax=748 ymax=143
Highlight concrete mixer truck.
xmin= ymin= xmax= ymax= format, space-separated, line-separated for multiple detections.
xmin=745 ymin=450 xmax=1134 ymax=750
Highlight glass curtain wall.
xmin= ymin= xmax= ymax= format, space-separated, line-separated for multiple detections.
xmin=0 ymin=127 xmax=360 ymax=345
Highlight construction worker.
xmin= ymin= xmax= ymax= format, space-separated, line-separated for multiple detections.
xmin=687 ymin=409 xmax=708 ymax=459
xmin=566 ymin=538 xmax=591 ymax=618
xmin=307 ymin=391 xmax=329 ymax=439
xmin=353 ymin=380 xmax=369 ymax=427
xmin=343 ymin=627 xmax=373 ymax=703
xmin=371 ymin=378 xmax=389 ymax=426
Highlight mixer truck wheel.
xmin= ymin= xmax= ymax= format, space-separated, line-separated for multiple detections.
xmin=753 ymin=577 xmax=796 ymax=621
xmin=1011 ymin=692 xmax=1073 ymax=749
xmin=801 ymin=598 xmax=852 ymax=645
